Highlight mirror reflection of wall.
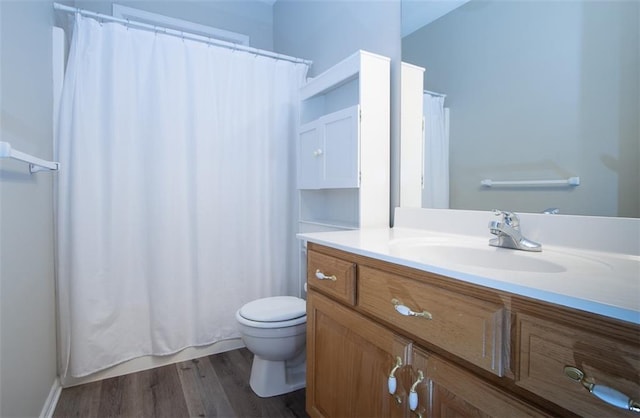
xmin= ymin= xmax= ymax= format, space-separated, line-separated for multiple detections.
xmin=402 ymin=0 xmax=639 ymax=217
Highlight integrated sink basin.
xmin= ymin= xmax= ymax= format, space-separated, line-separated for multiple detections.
xmin=388 ymin=236 xmax=613 ymax=275
xmin=399 ymin=244 xmax=565 ymax=273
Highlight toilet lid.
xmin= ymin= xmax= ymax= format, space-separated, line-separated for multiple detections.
xmin=238 ymin=296 xmax=306 ymax=322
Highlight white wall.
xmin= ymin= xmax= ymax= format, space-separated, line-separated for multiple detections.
xmin=0 ymin=1 xmax=59 ymax=417
xmin=403 ymin=0 xmax=639 ymax=218
xmin=273 ymin=0 xmax=402 ymax=224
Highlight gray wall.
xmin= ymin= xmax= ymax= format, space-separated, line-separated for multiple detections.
xmin=274 ymin=0 xmax=402 ymax=224
xmin=0 ymin=1 xmax=275 ymax=416
xmin=1 ymin=1 xmax=58 ymax=417
xmin=68 ymin=0 xmax=274 ymax=50
xmin=273 ymin=0 xmax=400 ymax=76
xmin=403 ymin=0 xmax=639 ymax=217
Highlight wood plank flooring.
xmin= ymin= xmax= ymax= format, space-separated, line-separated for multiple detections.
xmin=53 ymin=348 xmax=308 ymax=418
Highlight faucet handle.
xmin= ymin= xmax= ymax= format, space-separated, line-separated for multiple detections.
xmin=492 ymin=209 xmax=520 ymax=228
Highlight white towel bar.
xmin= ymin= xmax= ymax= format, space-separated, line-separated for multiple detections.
xmin=0 ymin=141 xmax=60 ymax=173
xmin=480 ymin=176 xmax=580 ymax=188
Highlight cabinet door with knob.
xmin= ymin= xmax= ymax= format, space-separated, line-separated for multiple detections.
xmin=297 ymin=105 xmax=360 ymax=190
xmin=408 ymin=348 xmax=549 ymax=418
xmin=306 ymin=291 xmax=411 ymax=418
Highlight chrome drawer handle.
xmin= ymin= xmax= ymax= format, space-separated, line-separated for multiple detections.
xmin=392 ymin=299 xmax=433 ymax=320
xmin=315 ymin=269 xmax=337 ymax=281
xmin=564 ymin=366 xmax=640 ymax=413
xmin=409 ymin=370 xmax=424 ymax=411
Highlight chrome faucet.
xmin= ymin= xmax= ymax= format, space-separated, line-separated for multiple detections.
xmin=488 ymin=210 xmax=542 ymax=252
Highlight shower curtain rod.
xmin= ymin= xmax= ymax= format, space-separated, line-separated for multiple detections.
xmin=424 ymin=89 xmax=446 ymax=98
xmin=53 ymin=2 xmax=312 ymax=66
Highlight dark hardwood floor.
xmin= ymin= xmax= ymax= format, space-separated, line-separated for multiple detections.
xmin=53 ymin=348 xmax=308 ymax=418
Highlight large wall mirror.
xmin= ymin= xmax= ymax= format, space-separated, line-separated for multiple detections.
xmin=400 ymin=0 xmax=639 ymax=218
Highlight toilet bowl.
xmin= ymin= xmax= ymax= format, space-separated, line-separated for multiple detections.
xmin=235 ymin=296 xmax=306 ymax=397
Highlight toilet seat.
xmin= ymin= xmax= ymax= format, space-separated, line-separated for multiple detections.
xmin=236 ymin=296 xmax=306 ymax=329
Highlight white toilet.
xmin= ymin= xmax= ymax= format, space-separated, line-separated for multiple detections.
xmin=235 ymin=295 xmax=307 ymax=397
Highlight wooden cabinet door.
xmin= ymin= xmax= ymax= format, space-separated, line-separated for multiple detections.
xmin=409 ymin=348 xmax=549 ymax=418
xmin=306 ymin=291 xmax=411 ymax=418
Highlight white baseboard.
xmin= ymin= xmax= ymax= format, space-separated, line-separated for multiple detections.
xmin=61 ymin=338 xmax=245 ymax=388
xmin=39 ymin=378 xmax=62 ymax=418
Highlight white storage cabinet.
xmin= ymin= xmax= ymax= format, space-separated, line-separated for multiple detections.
xmin=297 ymin=50 xmax=391 ymax=232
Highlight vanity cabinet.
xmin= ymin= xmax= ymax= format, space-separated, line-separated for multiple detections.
xmin=305 ymin=242 xmax=640 ymax=418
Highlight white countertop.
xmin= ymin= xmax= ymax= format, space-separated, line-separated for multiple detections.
xmin=298 ymin=227 xmax=640 ymax=325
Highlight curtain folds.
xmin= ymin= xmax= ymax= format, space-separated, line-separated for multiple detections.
xmin=422 ymin=94 xmax=450 ymax=209
xmin=56 ymin=15 xmax=307 ymax=379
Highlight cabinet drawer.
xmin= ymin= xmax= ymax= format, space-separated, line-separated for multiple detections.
xmin=516 ymin=313 xmax=640 ymax=417
xmin=307 ymin=250 xmax=356 ymax=305
xmin=358 ymin=266 xmax=505 ymax=376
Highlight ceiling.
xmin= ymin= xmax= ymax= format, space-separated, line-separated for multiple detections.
xmin=401 ymin=0 xmax=470 ymax=37
xmin=260 ymin=0 xmax=470 ymax=39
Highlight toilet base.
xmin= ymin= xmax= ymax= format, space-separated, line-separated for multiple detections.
xmin=249 ymin=351 xmax=306 ymax=397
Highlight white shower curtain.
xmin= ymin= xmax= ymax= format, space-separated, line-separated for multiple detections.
xmin=422 ymin=93 xmax=450 ymax=208
xmin=56 ymin=15 xmax=308 ymax=378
